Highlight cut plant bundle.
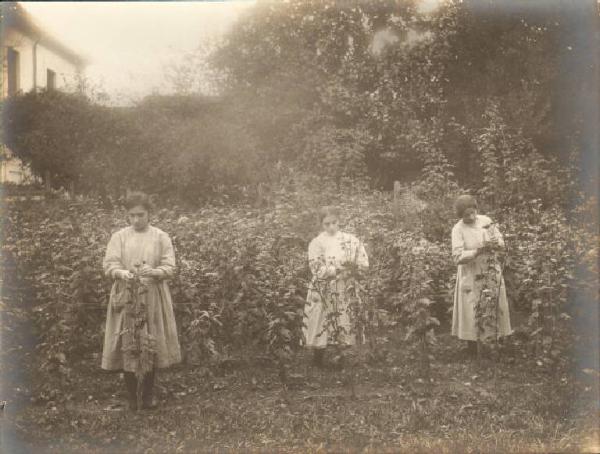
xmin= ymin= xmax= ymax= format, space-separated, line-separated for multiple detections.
xmin=120 ymin=263 xmax=157 ymax=409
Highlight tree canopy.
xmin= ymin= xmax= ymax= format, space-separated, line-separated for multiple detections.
xmin=2 ymin=0 xmax=597 ymax=206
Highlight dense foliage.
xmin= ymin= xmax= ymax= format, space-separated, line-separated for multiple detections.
xmin=2 ymin=176 xmax=596 ymax=400
xmin=209 ymin=0 xmax=596 ymax=195
xmin=2 ymin=1 xmax=596 ymax=207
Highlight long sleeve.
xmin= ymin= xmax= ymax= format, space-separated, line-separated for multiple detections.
xmin=103 ymin=232 xmax=125 ymax=278
xmin=452 ymin=225 xmax=477 ymax=265
xmin=156 ymin=232 xmax=176 ymax=278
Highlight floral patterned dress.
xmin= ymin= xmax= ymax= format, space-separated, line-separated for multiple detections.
xmin=451 ymin=215 xmax=512 ymax=341
xmin=102 ymin=226 xmax=181 ymax=371
xmin=303 ymin=231 xmax=369 ymax=348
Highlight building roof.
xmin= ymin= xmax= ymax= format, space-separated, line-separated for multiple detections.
xmin=1 ymin=2 xmax=88 ymax=68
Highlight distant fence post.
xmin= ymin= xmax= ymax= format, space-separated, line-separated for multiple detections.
xmin=392 ymin=181 xmax=402 ymax=225
xmin=44 ymin=170 xmax=51 ymax=193
xmin=256 ymin=182 xmax=269 ymax=208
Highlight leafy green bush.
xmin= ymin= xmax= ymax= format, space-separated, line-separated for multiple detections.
xmin=2 ymin=90 xmax=125 ymax=194
xmin=2 ymin=92 xmax=263 ymax=202
xmin=2 ymin=179 xmax=595 ymax=399
xmin=0 ymin=186 xmax=391 ymax=396
xmin=473 ymin=103 xmax=569 ymax=209
xmin=496 ymin=200 xmax=597 ymax=365
xmin=1 ymin=198 xmax=113 ymax=402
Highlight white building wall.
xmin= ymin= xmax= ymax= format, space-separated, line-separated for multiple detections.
xmin=2 ymin=27 xmax=81 ymax=95
xmin=0 ymin=148 xmax=30 ymax=184
xmin=35 ymin=42 xmax=81 ymax=90
xmin=1 ymin=27 xmax=83 ymax=184
xmin=2 ymin=27 xmax=36 ymax=95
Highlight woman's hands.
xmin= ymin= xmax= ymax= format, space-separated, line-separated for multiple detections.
xmin=316 ymin=264 xmax=337 ymax=279
xmin=114 ymin=269 xmax=134 ymax=280
xmin=114 ymin=266 xmax=164 ymax=280
xmin=476 ymin=238 xmax=501 ymax=257
xmin=143 ymin=269 xmax=165 ymax=278
xmin=139 ymin=265 xmax=164 ymax=278
xmin=325 ymin=264 xmax=337 ymax=277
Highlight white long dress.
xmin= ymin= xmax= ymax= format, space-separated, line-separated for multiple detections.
xmin=102 ymin=226 xmax=181 ymax=371
xmin=451 ymin=215 xmax=512 ymax=341
xmin=303 ymin=231 xmax=369 ymax=348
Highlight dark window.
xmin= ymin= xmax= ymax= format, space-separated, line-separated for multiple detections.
xmin=47 ymin=69 xmax=56 ymax=91
xmin=7 ymin=48 xmax=20 ymax=96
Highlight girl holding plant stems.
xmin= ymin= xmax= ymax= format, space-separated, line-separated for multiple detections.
xmin=303 ymin=206 xmax=369 ymax=367
xmin=451 ymin=195 xmax=512 ymax=357
xmin=102 ymin=191 xmax=181 ymax=411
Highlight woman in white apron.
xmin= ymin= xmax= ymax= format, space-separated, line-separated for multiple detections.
xmin=451 ymin=195 xmax=512 ymax=357
xmin=303 ymin=206 xmax=369 ymax=367
xmin=102 ymin=192 xmax=181 ymax=410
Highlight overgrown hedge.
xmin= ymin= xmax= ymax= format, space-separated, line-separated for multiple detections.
xmin=2 ymin=183 xmax=596 ymax=399
xmin=1 ymin=92 xmax=263 ymax=203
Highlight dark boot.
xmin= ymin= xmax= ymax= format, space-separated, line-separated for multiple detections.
xmin=123 ymin=372 xmax=138 ymax=411
xmin=331 ymin=351 xmax=345 ymax=371
xmin=312 ymin=349 xmax=325 ymax=368
xmin=141 ymin=369 xmax=158 ymax=410
xmin=466 ymin=340 xmax=478 ymax=358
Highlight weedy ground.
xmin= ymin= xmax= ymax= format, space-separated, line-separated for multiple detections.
xmin=2 ymin=319 xmax=598 ymax=454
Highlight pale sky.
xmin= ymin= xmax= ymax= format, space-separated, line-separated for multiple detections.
xmin=22 ymin=1 xmax=440 ymax=105
xmin=22 ymin=1 xmax=254 ymax=104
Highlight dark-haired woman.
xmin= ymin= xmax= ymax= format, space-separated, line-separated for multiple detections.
xmin=303 ymin=206 xmax=369 ymax=367
xmin=102 ymin=192 xmax=181 ymax=410
xmin=451 ymin=195 xmax=512 ymax=356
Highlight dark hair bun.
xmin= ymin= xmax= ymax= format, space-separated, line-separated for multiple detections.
xmin=454 ymin=194 xmax=478 ymax=218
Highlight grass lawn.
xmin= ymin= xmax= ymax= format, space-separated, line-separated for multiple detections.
xmin=4 ymin=324 xmax=598 ymax=453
